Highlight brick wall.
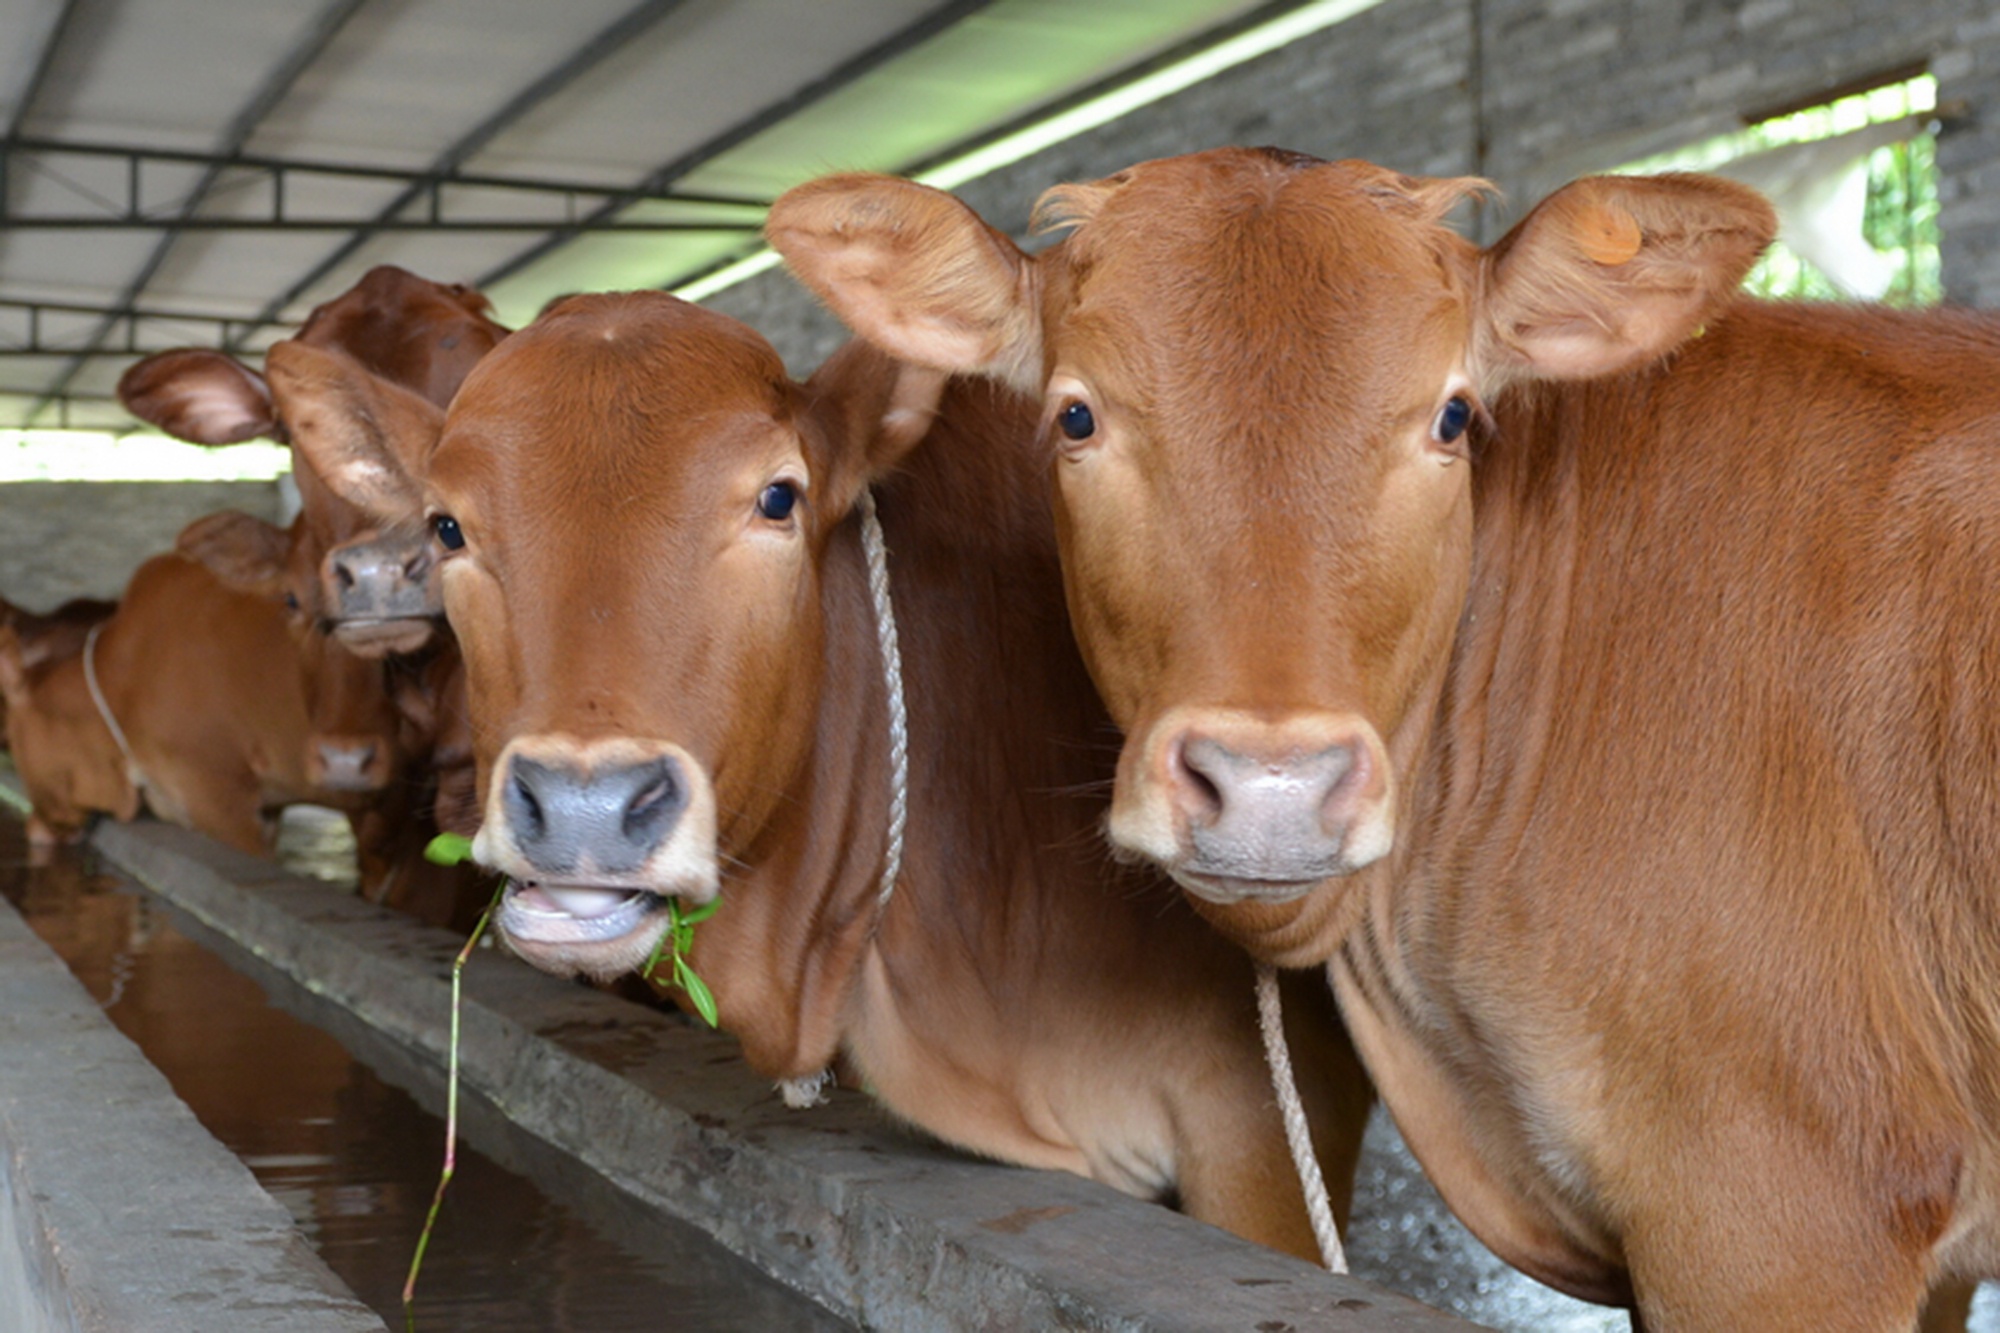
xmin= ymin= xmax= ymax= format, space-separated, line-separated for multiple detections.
xmin=712 ymin=0 xmax=2000 ymax=371
xmin=0 ymin=480 xmax=285 ymax=612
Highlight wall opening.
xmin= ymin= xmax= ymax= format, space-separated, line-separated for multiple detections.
xmin=1620 ymin=73 xmax=1939 ymax=306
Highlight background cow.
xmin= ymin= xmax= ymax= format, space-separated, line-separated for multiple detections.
xmin=0 ymin=594 xmax=116 ymax=749
xmin=0 ymin=546 xmax=397 ymax=856
xmin=117 ymin=265 xmax=508 ymax=924
xmin=266 ymin=297 xmax=1377 ymax=1262
xmin=771 ymin=152 xmax=1999 ymax=1329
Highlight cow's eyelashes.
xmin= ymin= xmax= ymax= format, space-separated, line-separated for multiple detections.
xmin=432 ymin=513 xmax=467 ymax=551
xmin=755 ymin=480 xmax=800 ymax=523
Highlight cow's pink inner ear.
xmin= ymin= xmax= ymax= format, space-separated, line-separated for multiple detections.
xmin=769 ymin=175 xmax=1041 ymax=386
xmin=1474 ymin=173 xmax=1776 ymax=385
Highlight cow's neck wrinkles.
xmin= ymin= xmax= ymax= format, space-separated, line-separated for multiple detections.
xmin=684 ymin=506 xmax=894 ymax=1080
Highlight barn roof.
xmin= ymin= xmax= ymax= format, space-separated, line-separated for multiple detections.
xmin=0 ymin=0 xmax=1315 ymax=429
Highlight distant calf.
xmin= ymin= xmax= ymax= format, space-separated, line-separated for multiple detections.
xmin=271 ymin=298 xmax=1376 ymax=1260
xmin=0 ymin=595 xmax=115 ymax=749
xmin=771 ymin=151 xmax=2000 ymax=1327
xmin=1 ymin=546 xmax=397 ymax=855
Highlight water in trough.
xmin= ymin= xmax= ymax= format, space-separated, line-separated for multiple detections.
xmin=0 ymin=809 xmax=849 ymax=1332
xmin=6 ymin=800 xmax=1992 ymax=1330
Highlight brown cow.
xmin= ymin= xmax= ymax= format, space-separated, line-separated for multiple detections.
xmin=770 ymin=152 xmax=2000 ymax=1329
xmin=268 ymin=298 xmax=1376 ymax=1261
xmin=118 ymin=264 xmax=509 ymax=655
xmin=0 ymin=547 xmax=395 ymax=854
xmin=119 ymin=266 xmax=507 ymax=921
xmin=0 ymin=595 xmax=116 ymax=748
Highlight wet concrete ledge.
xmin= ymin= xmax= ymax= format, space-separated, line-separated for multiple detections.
xmin=0 ymin=862 xmax=386 ymax=1330
xmin=54 ymin=801 xmax=1484 ymax=1331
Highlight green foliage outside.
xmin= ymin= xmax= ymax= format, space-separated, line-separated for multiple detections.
xmin=1620 ymin=75 xmax=1941 ymax=306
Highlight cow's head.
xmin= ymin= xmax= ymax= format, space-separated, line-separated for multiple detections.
xmin=175 ymin=512 xmax=401 ymax=797
xmin=771 ymin=150 xmax=1772 ymax=959
xmin=270 ymin=295 xmax=939 ymax=981
xmin=118 ymin=266 xmax=509 ymax=657
xmin=0 ymin=624 xmax=141 ymax=847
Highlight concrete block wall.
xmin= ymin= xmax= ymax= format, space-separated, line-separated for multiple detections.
xmin=0 ymin=480 xmax=285 ymax=612
xmin=712 ymin=0 xmax=2000 ymax=371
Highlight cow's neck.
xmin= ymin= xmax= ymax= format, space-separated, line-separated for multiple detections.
xmin=689 ymin=375 xmax=1096 ymax=1085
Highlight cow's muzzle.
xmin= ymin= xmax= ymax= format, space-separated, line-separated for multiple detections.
xmin=1109 ymin=707 xmax=1395 ymax=903
xmin=479 ymin=736 xmax=719 ymax=979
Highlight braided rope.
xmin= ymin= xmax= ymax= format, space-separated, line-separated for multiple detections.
xmin=1255 ymin=961 xmax=1347 ymax=1273
xmin=856 ymin=487 xmax=909 ymax=914
xmin=776 ymin=488 xmax=909 ymax=1112
xmin=82 ymin=622 xmax=143 ymax=789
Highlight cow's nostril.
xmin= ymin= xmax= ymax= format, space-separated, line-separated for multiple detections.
xmin=507 ymin=768 xmax=546 ymax=840
xmin=334 ymin=561 xmax=356 ymax=590
xmin=1172 ymin=736 xmax=1227 ymax=824
xmin=625 ymin=772 xmax=675 ymax=830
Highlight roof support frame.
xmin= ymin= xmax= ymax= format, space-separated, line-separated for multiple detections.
xmin=27 ymin=0 xmax=372 ymax=425
xmin=227 ymin=0 xmax=700 ymax=355
xmin=474 ymin=0 xmax=1001 ymax=291
xmin=0 ymin=135 xmax=771 ymax=211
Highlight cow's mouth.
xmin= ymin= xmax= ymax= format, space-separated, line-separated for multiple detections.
xmin=1169 ymin=867 xmax=1330 ymax=905
xmin=332 ymin=616 xmax=436 ymax=657
xmin=498 ymin=881 xmax=665 ymax=945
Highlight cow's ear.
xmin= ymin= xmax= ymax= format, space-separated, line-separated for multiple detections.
xmin=768 ymin=173 xmax=1042 ymax=393
xmin=801 ymin=339 xmax=949 ymax=519
xmin=118 ymin=349 xmax=277 ymax=444
xmin=176 ymin=511 xmax=293 ymax=598
xmin=1474 ymin=173 xmax=1776 ymax=386
xmin=267 ymin=340 xmax=441 ymax=525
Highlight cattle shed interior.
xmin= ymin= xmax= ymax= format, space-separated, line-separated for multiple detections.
xmin=2 ymin=0 xmax=1997 ymax=599
xmin=3 ymin=1 xmax=2000 ymax=1329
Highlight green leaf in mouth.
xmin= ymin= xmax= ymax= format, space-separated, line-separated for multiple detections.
xmin=644 ymin=895 xmax=723 ymax=1028
xmin=423 ymin=831 xmax=475 ymax=866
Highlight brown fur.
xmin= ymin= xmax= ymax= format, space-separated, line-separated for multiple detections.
xmin=119 ymin=266 xmax=506 ymax=922
xmin=271 ymin=297 xmax=1377 ymax=1261
xmin=1 ymin=552 xmax=387 ymax=853
xmin=769 ymin=149 xmax=1998 ymax=1328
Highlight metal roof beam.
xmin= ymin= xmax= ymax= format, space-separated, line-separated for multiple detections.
xmin=231 ymin=0 xmax=700 ymax=352
xmin=474 ymin=0 xmax=1000 ymax=291
xmin=2 ymin=217 xmax=758 ymax=234
xmin=0 ymin=136 xmax=771 ymax=210
xmin=0 ymin=295 xmax=287 ymax=356
xmin=28 ymin=0 xmax=371 ymax=425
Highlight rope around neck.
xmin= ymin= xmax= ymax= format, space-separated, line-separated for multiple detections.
xmin=82 ymin=622 xmax=143 ymax=789
xmin=856 ymin=487 xmax=910 ymax=917
xmin=1255 ymin=962 xmax=1348 ymax=1273
xmin=777 ymin=487 xmax=909 ymax=1111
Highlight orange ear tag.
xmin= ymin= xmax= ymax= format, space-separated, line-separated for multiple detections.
xmin=1578 ymin=206 xmax=1643 ymax=266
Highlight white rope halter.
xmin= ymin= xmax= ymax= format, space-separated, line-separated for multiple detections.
xmin=1255 ymin=962 xmax=1348 ymax=1272
xmin=777 ymin=487 xmax=908 ymax=1110
xmin=82 ymin=622 xmax=144 ymax=789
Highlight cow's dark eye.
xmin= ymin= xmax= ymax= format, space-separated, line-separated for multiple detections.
xmin=756 ymin=481 xmax=799 ymax=522
xmin=283 ymin=591 xmax=302 ymax=612
xmin=433 ymin=514 xmax=466 ymax=551
xmin=1058 ymin=401 xmax=1096 ymax=442
xmin=1434 ymin=395 xmax=1473 ymax=445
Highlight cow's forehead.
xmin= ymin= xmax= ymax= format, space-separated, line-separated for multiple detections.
xmin=1044 ymin=158 xmax=1475 ymax=429
xmin=438 ymin=296 xmax=800 ymax=501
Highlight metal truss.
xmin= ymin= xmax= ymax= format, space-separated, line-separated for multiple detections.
xmin=0 ymin=137 xmax=769 ymax=233
xmin=0 ymin=297 xmax=280 ymax=358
